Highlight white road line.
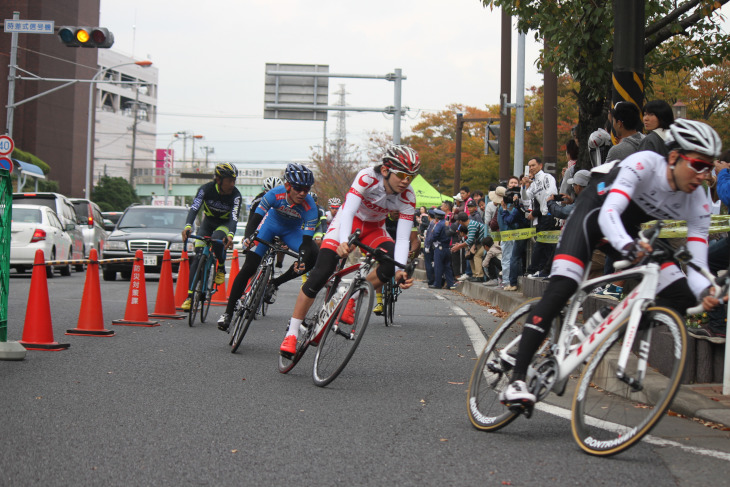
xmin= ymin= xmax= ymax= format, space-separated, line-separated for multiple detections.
xmin=455 ymin=304 xmax=730 ymax=462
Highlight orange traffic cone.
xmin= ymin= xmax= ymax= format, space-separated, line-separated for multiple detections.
xmin=19 ymin=249 xmax=70 ymax=351
xmin=112 ymin=250 xmax=160 ymax=327
xmin=227 ymin=249 xmax=240 ymax=297
xmin=174 ymin=250 xmax=190 ymax=310
xmin=66 ymin=248 xmax=114 ymax=336
xmin=150 ymin=249 xmax=186 ymax=319
xmin=211 ymin=261 xmax=229 ymax=305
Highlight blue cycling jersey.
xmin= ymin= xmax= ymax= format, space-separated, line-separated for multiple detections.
xmin=255 ymin=185 xmax=319 ymax=234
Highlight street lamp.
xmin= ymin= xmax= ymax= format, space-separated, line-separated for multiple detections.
xmin=164 ymin=137 xmax=182 ymax=205
xmin=85 ymin=59 xmax=153 ymax=197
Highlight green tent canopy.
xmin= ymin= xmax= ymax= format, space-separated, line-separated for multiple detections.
xmin=410 ymin=175 xmax=453 ymax=209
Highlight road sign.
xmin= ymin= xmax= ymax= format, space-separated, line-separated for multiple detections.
xmin=4 ymin=20 xmax=54 ymax=34
xmin=0 ymin=135 xmax=14 ymax=155
xmin=264 ymin=63 xmax=329 ymax=121
xmin=0 ymin=156 xmax=13 ymax=173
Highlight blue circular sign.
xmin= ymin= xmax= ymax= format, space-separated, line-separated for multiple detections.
xmin=0 ymin=156 xmax=13 ymax=173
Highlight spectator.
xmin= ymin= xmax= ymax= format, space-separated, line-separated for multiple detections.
xmin=423 ymin=208 xmax=437 ymax=286
xmin=606 ymin=101 xmax=645 ymax=162
xmin=559 ymin=138 xmax=580 ymax=201
xmin=428 ymin=209 xmax=456 ymax=290
xmin=638 ymin=100 xmax=674 ymax=157
xmin=521 ymin=157 xmax=558 ymax=278
xmin=547 ymin=169 xmax=591 ymax=220
xmin=466 ymin=199 xmax=483 ymax=223
xmin=481 ymin=236 xmax=503 ymax=286
xmin=452 ymin=211 xmax=486 ymax=282
xmin=460 ymin=186 xmax=473 ymax=210
xmin=501 ymin=189 xmax=530 ymax=291
xmin=452 ymin=193 xmax=465 ymax=215
xmin=472 ymin=190 xmax=485 ymax=207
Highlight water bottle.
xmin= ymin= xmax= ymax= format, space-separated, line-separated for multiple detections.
xmin=582 ymin=306 xmax=613 ymax=337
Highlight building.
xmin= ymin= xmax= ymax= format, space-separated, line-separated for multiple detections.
xmin=93 ymin=49 xmax=158 ymax=186
xmin=0 ymin=0 xmax=101 ymax=197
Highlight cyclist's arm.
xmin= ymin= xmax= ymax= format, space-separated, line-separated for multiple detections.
xmin=597 ymin=165 xmax=638 ymax=253
xmin=225 ymin=194 xmax=242 ymax=239
xmin=184 ymin=185 xmax=207 ymax=230
xmin=337 ymin=192 xmax=361 ymax=244
xmin=686 ymin=198 xmax=713 ymax=299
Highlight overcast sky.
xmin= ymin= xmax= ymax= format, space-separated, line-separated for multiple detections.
xmin=99 ymin=0 xmax=728 ymax=166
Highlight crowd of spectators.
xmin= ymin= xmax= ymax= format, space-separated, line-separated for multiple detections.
xmin=417 ymin=99 xmax=729 ymax=343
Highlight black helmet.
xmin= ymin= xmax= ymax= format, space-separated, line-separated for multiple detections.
xmin=215 ymin=162 xmax=238 ymax=179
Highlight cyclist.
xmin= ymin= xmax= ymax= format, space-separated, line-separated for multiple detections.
xmin=501 ymin=119 xmax=727 ymax=409
xmin=217 ymin=163 xmax=319 ymax=331
xmin=181 ymin=162 xmax=242 ymax=311
xmin=311 ymin=192 xmax=328 ymax=246
xmin=326 ymin=197 xmax=341 ymax=225
xmin=245 ymin=176 xmax=285 ymax=268
xmin=374 ymin=210 xmax=420 ymax=314
xmin=280 ymin=145 xmax=419 ymax=357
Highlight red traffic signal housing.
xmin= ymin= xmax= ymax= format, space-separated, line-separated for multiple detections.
xmin=58 ymin=26 xmax=114 ymax=48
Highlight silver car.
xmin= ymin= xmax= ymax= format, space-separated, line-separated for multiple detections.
xmin=70 ymin=198 xmax=108 ymax=259
xmin=11 ymin=204 xmax=73 ymax=278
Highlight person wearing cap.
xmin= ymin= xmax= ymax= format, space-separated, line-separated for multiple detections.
xmin=606 ymin=101 xmax=645 ymax=163
xmin=466 ymin=199 xmax=482 ymax=223
xmin=547 ymin=169 xmax=591 ymax=220
xmin=429 ymin=209 xmax=456 ymax=289
xmin=451 ymin=211 xmax=486 ymax=282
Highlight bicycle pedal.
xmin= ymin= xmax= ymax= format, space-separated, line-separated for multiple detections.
xmin=504 ymin=401 xmax=534 ymax=418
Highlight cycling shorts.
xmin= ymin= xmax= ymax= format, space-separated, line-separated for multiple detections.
xmin=320 ymin=216 xmax=393 ymax=253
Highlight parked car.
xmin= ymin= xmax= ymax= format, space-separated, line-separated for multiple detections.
xmin=102 ymin=205 xmax=189 ymax=281
xmin=70 ymin=198 xmax=108 ymax=259
xmin=12 ymin=192 xmax=85 ymax=271
xmin=227 ymin=221 xmax=249 ymax=258
xmin=10 ymin=204 xmax=73 ymax=278
xmin=101 ymin=211 xmax=124 ymax=231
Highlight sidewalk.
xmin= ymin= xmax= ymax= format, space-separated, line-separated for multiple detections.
xmin=417 ymin=270 xmax=730 ymax=428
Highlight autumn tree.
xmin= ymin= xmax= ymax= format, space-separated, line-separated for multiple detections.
xmin=308 ymin=140 xmax=366 ymax=203
xmin=482 ymin=0 xmax=730 ymax=168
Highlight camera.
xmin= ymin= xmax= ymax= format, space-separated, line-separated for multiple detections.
xmin=505 ymin=189 xmax=520 ymax=203
xmin=553 ymin=194 xmax=564 ymax=202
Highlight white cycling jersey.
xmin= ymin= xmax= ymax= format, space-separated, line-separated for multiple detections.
xmin=325 ymin=167 xmax=416 ymax=265
xmin=597 ymin=151 xmax=711 ymax=297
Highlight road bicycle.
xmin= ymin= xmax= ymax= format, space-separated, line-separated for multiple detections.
xmin=382 ymin=275 xmax=402 ymax=326
xmin=466 ymin=221 xmax=727 ymax=456
xmin=278 ymin=230 xmax=414 ymax=387
xmin=185 ymin=235 xmax=224 ymax=327
xmin=228 ymin=233 xmax=298 ymax=353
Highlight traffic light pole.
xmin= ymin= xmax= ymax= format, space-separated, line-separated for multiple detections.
xmin=453 ymin=115 xmax=499 ymax=195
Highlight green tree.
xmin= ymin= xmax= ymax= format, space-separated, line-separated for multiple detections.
xmin=482 ymin=0 xmax=730 ymax=168
xmin=91 ymin=176 xmax=140 ymax=212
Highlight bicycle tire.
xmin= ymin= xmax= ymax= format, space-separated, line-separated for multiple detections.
xmin=277 ymin=280 xmax=333 ymax=374
xmin=383 ymin=280 xmax=393 ymax=327
xmin=467 ymin=298 xmax=544 ymax=431
xmin=571 ymin=306 xmax=686 ymax=456
xmin=187 ymin=256 xmax=206 ymax=327
xmin=230 ymin=301 xmax=252 ymax=354
xmin=230 ymin=264 xmax=270 ymax=353
xmin=312 ymin=280 xmax=374 ymax=387
xmin=200 ymin=257 xmax=216 ymax=323
xmin=387 ymin=281 xmax=396 ymax=326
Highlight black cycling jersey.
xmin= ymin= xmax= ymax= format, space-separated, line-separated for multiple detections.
xmin=185 ymin=180 xmax=242 ymax=236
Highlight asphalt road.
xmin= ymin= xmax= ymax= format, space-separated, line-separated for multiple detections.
xmin=2 ymin=264 xmax=730 ymax=485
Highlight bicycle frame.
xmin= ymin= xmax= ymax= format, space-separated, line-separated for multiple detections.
xmin=187 ymin=236 xmax=219 ymax=298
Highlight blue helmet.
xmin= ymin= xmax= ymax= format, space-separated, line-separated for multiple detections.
xmin=284 ymin=163 xmax=314 ymax=187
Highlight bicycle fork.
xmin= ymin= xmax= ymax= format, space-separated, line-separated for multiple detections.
xmin=614 ymin=304 xmax=651 ymax=392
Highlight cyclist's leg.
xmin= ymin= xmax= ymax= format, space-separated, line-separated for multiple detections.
xmin=224 ymin=245 xmax=265 ymax=317
xmin=271 ymin=230 xmax=318 ymax=288
xmin=654 ymin=264 xmax=697 ymax=315
xmin=505 ymin=206 xmax=602 ymax=404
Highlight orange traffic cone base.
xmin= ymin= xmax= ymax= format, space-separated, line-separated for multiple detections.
xmin=149 ymin=312 xmax=186 ymax=319
xmin=19 ymin=341 xmax=70 ymax=351
xmin=112 ymin=318 xmax=160 ymax=327
xmin=65 ymin=328 xmax=115 ymax=336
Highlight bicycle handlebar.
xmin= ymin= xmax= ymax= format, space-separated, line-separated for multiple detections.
xmin=346 ymin=230 xmax=416 ymax=282
xmin=184 ymin=234 xmax=225 ymax=247
xmin=253 ymin=234 xmax=299 ymax=259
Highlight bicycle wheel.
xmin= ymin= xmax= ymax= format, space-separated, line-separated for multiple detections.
xmin=230 ymin=265 xmax=269 ymax=353
xmin=312 ymin=280 xmax=374 ymax=387
xmin=383 ymin=281 xmax=393 ymax=327
xmin=187 ymin=257 xmax=205 ymax=327
xmin=571 ymin=306 xmax=686 ymax=456
xmin=278 ymin=279 xmax=333 ymax=374
xmin=230 ymin=301 xmax=253 ymax=354
xmin=200 ymin=257 xmax=216 ymax=323
xmin=467 ymin=298 xmax=544 ymax=431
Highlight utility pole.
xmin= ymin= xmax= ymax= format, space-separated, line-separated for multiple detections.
xmin=129 ymin=88 xmax=140 ymax=185
xmin=499 ymin=9 xmax=512 ymax=180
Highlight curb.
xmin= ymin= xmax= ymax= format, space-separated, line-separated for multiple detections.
xmin=416 ymin=269 xmax=729 ymax=427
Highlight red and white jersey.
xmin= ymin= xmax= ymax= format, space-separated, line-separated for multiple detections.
xmin=325 ymin=167 xmax=416 ymax=264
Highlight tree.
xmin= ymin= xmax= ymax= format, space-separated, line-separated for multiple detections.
xmin=308 ymin=141 xmax=366 ymax=203
xmin=92 ymin=176 xmax=140 ymax=212
xmin=482 ymin=0 xmax=730 ymax=168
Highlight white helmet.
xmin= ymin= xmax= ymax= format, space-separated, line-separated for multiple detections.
xmin=263 ymin=177 xmax=284 ymax=191
xmin=328 ymin=197 xmax=341 ymax=208
xmin=588 ymin=128 xmax=611 ymax=149
xmin=667 ymin=119 xmax=722 ymax=158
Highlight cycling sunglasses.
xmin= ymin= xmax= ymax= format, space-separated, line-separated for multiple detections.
xmin=290 ymin=183 xmax=311 ymax=193
xmin=678 ymin=153 xmax=713 ymax=174
xmin=389 ymin=169 xmax=415 ymax=182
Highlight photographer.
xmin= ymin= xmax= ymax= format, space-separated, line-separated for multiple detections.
xmin=500 ymin=187 xmax=530 ymax=291
xmin=546 ymin=170 xmax=591 ymax=221
xmin=521 ymin=157 xmax=558 ymax=278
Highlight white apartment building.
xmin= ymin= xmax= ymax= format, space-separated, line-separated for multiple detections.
xmin=92 ymin=50 xmax=159 ymax=186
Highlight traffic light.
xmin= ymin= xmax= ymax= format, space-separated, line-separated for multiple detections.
xmin=58 ymin=26 xmax=114 ymax=48
xmin=485 ymin=123 xmax=500 ymax=155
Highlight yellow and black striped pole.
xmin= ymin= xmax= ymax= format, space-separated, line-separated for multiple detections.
xmin=612 ymin=1 xmax=645 ymax=119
